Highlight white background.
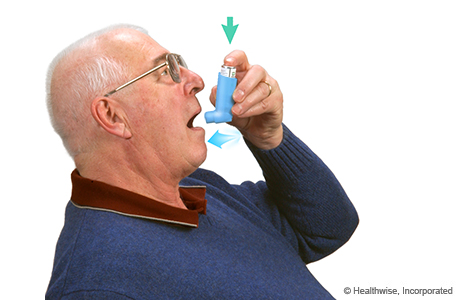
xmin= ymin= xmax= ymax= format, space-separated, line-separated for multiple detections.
xmin=1 ymin=0 xmax=459 ymax=299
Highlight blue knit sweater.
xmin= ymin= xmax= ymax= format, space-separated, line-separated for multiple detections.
xmin=46 ymin=125 xmax=358 ymax=299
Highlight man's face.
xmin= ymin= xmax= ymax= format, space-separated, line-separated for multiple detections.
xmin=108 ymin=30 xmax=207 ymax=179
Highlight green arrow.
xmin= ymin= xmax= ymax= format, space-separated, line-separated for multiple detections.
xmin=222 ymin=17 xmax=239 ymax=44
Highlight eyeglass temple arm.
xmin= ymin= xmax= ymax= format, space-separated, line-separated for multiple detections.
xmin=104 ymin=62 xmax=167 ymax=97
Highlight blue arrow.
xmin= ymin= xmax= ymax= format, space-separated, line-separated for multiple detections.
xmin=207 ymin=130 xmax=239 ymax=148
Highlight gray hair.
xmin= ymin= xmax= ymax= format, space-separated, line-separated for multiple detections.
xmin=46 ymin=24 xmax=148 ymax=158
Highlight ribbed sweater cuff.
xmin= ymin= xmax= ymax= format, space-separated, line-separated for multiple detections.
xmin=244 ymin=124 xmax=317 ymax=186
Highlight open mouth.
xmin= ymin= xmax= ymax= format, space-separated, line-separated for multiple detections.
xmin=187 ymin=112 xmax=199 ymax=129
xmin=187 ymin=116 xmax=195 ymax=128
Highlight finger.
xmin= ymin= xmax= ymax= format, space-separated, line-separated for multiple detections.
xmin=209 ymin=85 xmax=217 ymax=106
xmin=232 ymin=65 xmax=267 ymax=103
xmin=224 ymin=50 xmax=251 ymax=72
xmin=232 ymin=81 xmax=272 ymax=116
xmin=235 ymin=93 xmax=282 ymax=119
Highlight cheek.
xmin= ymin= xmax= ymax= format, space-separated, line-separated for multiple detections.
xmin=126 ymin=91 xmax=187 ymax=136
xmin=126 ymin=104 xmax=162 ymax=138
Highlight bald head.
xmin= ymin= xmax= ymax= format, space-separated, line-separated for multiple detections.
xmin=46 ymin=24 xmax=148 ymax=158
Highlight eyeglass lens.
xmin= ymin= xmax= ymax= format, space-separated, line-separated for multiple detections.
xmin=167 ymin=54 xmax=188 ymax=83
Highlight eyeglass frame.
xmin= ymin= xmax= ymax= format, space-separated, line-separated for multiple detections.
xmin=104 ymin=53 xmax=187 ymax=97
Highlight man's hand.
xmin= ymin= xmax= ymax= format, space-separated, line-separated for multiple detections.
xmin=209 ymin=50 xmax=283 ymax=150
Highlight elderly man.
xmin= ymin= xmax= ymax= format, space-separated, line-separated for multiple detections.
xmin=46 ymin=24 xmax=358 ymax=299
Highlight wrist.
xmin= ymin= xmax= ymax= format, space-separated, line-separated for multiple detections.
xmin=242 ymin=125 xmax=283 ymax=150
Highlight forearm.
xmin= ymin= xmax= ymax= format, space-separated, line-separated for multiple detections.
xmin=245 ymin=124 xmax=359 ymax=262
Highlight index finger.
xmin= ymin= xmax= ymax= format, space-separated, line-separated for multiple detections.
xmin=224 ymin=50 xmax=251 ymax=72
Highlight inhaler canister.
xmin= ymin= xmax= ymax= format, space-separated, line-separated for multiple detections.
xmin=205 ymin=65 xmax=238 ymax=123
xmin=220 ymin=65 xmax=237 ymax=79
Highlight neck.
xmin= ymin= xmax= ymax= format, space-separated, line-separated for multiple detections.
xmin=74 ymin=149 xmax=187 ymax=210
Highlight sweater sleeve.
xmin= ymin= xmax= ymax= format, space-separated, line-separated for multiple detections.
xmin=244 ymin=124 xmax=359 ymax=264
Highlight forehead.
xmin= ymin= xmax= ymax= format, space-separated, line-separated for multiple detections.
xmin=100 ymin=29 xmax=169 ymax=66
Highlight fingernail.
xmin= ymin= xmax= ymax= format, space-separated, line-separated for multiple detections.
xmin=225 ymin=56 xmax=236 ymax=65
xmin=233 ymin=89 xmax=244 ymax=102
xmin=232 ymin=104 xmax=243 ymax=115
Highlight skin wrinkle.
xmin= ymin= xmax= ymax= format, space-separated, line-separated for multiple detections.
xmin=46 ymin=25 xmax=148 ymax=155
xmin=66 ymin=28 xmax=206 ymax=208
xmin=123 ymin=126 xmax=183 ymax=204
xmin=46 ymin=25 xmax=359 ymax=300
xmin=50 ymin=25 xmax=284 ymax=210
xmin=51 ymin=48 xmax=132 ymax=157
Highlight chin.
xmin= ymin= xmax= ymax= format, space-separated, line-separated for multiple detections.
xmin=184 ymin=143 xmax=207 ymax=177
xmin=193 ymin=130 xmax=208 ymax=161
xmin=195 ymin=143 xmax=208 ymax=168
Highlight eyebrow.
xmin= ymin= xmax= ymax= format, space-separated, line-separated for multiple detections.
xmin=153 ymin=52 xmax=168 ymax=65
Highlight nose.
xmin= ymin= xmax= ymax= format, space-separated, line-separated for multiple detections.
xmin=180 ymin=67 xmax=205 ymax=95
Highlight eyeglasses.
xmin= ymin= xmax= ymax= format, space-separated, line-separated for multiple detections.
xmin=104 ymin=53 xmax=187 ymax=97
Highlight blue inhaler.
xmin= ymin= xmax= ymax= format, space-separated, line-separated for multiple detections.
xmin=205 ymin=65 xmax=237 ymax=123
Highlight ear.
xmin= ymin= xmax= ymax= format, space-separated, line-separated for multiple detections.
xmin=91 ymin=97 xmax=132 ymax=139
